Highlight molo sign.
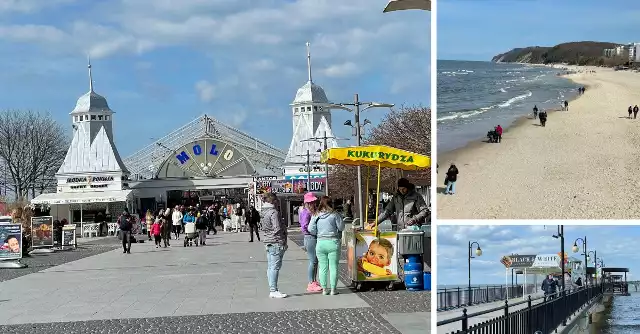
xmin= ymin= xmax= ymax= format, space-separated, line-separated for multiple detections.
xmin=175 ymin=142 xmax=234 ymax=165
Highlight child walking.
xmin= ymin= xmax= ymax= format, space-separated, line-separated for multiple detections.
xmin=151 ymin=218 xmax=162 ymax=248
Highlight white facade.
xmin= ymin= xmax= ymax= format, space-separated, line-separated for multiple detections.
xmin=56 ymin=63 xmax=129 ymax=194
xmin=628 ymin=43 xmax=640 ymax=62
xmin=284 ymin=43 xmax=339 ymax=178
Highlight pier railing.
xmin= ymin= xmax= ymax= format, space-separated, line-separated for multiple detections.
xmin=438 ymin=285 xmax=535 ymax=310
xmin=437 ymin=284 xmax=603 ymax=334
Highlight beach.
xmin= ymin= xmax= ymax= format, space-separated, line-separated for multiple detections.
xmin=437 ymin=66 xmax=640 ymax=219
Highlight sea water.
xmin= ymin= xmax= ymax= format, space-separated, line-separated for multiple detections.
xmin=437 ymin=60 xmax=580 ymax=154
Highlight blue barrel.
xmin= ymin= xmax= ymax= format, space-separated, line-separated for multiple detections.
xmin=423 ymin=272 xmax=431 ymax=291
xmin=403 ymin=255 xmax=423 ymax=291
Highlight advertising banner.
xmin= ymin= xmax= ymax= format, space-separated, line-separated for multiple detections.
xmin=61 ymin=225 xmax=76 ymax=248
xmin=0 ymin=222 xmax=22 ymax=260
xmin=354 ymin=231 xmax=398 ymax=281
xmin=500 ymin=254 xmax=536 ymax=268
xmin=31 ymin=216 xmax=54 ymax=248
xmin=255 ymin=178 xmax=327 ymax=195
xmin=532 ymin=254 xmax=561 ymax=268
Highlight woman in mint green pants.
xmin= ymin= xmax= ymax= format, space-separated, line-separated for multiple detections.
xmin=308 ymin=196 xmax=345 ymax=295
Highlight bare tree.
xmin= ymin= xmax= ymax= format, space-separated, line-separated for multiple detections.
xmin=0 ymin=110 xmax=69 ymax=201
xmin=328 ymin=105 xmax=431 ymax=197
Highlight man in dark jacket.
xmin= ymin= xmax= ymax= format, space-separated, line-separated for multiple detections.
xmin=195 ymin=212 xmax=208 ymax=245
xmin=118 ymin=209 xmax=133 ymax=254
xmin=246 ymin=205 xmax=261 ymax=242
xmin=376 ymin=178 xmax=429 ymax=230
xmin=541 ymin=274 xmax=558 ymax=301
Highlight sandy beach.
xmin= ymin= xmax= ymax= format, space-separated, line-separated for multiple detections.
xmin=437 ymin=66 xmax=640 ymax=219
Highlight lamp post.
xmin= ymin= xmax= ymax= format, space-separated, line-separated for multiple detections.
xmin=468 ymin=241 xmax=482 ymax=305
xmin=596 ymin=258 xmax=604 ymax=284
xmin=572 ymin=236 xmax=588 ymax=287
xmin=552 ymin=225 xmax=567 ymax=326
xmin=587 ymin=250 xmax=596 ymax=285
xmin=324 ymin=95 xmax=394 ymax=225
xmin=302 ymin=131 xmax=347 ymax=196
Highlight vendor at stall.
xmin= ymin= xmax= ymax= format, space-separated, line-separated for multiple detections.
xmin=371 ymin=178 xmax=428 ymax=230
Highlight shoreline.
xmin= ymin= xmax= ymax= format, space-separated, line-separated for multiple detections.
xmin=437 ymin=65 xmax=640 ymax=219
xmin=438 ymin=75 xmax=585 ymax=159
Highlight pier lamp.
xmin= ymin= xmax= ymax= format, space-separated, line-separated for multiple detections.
xmin=587 ymin=250 xmax=597 ymax=285
xmin=572 ymin=237 xmax=588 ymax=286
xmin=325 ymin=97 xmax=394 ymax=225
xmin=468 ymin=241 xmax=482 ymax=305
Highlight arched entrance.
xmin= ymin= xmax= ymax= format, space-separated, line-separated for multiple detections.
xmin=155 ymin=138 xmax=256 ymax=178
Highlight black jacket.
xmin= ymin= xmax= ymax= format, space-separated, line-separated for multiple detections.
xmin=446 ymin=165 xmax=459 ymax=182
xmin=541 ymin=278 xmax=557 ymax=295
xmin=195 ymin=215 xmax=208 ymax=230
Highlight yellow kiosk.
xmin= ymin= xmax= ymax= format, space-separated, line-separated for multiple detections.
xmin=321 ymin=145 xmax=430 ymax=290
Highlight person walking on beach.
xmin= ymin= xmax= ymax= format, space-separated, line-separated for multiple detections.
xmin=628 ymin=106 xmax=633 ymax=119
xmin=533 ymin=105 xmax=538 ymax=119
xmin=444 ymin=165 xmax=459 ymax=195
xmin=539 ymin=110 xmax=547 ymax=127
xmin=495 ymin=125 xmax=503 ymax=143
xmin=634 ymin=105 xmax=639 ymax=119
xmin=260 ymin=192 xmax=289 ymax=298
xmin=564 ymin=100 xmax=569 ymax=111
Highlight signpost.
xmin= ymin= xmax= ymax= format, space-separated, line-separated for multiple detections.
xmin=61 ymin=225 xmax=77 ymax=250
xmin=30 ymin=216 xmax=55 ymax=255
xmin=0 ymin=219 xmax=27 ymax=268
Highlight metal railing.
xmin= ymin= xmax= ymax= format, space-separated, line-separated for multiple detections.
xmin=437 ymin=284 xmax=603 ymax=334
xmin=438 ymin=285 xmax=535 ymax=310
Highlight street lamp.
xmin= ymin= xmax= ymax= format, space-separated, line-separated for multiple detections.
xmin=324 ymin=95 xmax=394 ymax=225
xmin=552 ymin=225 xmax=567 ymax=326
xmin=302 ymin=131 xmax=348 ymax=196
xmin=468 ymin=241 xmax=482 ymax=305
xmin=572 ymin=236 xmax=588 ymax=287
xmin=344 ymin=119 xmax=372 ymax=140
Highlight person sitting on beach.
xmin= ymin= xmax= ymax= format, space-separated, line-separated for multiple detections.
xmin=533 ymin=105 xmax=538 ymax=119
xmin=495 ymin=125 xmax=503 ymax=143
xmin=634 ymin=105 xmax=639 ymax=119
xmin=444 ymin=164 xmax=459 ymax=195
xmin=628 ymin=106 xmax=633 ymax=119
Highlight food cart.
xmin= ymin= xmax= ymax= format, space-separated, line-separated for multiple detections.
xmin=320 ymin=145 xmax=430 ymax=291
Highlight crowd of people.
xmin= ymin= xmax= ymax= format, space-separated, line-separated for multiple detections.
xmin=116 ymin=202 xmax=262 ymax=254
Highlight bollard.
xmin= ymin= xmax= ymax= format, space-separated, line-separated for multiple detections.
xmin=461 ymin=308 xmax=468 ymax=331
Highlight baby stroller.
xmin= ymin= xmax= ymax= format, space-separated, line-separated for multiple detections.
xmin=183 ymin=222 xmax=198 ymax=247
xmin=487 ymin=129 xmax=499 ymax=143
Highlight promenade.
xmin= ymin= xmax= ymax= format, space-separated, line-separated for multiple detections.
xmin=0 ymin=230 xmax=429 ymax=333
xmin=437 ymin=293 xmax=544 ymax=333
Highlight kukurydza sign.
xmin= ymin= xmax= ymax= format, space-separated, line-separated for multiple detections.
xmin=532 ymin=254 xmax=561 ymax=268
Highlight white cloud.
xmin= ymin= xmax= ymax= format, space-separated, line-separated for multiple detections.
xmin=0 ymin=0 xmax=76 ymax=13
xmin=195 ymin=80 xmax=216 ymax=102
xmin=321 ymin=62 xmax=360 ymax=78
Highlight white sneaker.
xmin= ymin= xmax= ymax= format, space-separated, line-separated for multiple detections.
xmin=269 ymin=291 xmax=288 ymax=298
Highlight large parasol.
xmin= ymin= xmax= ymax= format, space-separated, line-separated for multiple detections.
xmin=383 ymin=0 xmax=431 ymax=12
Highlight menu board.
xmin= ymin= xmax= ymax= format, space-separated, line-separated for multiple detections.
xmin=0 ymin=223 xmax=22 ymax=260
xmin=31 ymin=216 xmax=54 ymax=248
xmin=61 ymin=225 xmax=76 ymax=248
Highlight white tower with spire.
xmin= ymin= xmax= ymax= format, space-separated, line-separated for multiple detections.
xmin=56 ymin=60 xmax=129 ymax=193
xmin=284 ymin=42 xmax=338 ymax=178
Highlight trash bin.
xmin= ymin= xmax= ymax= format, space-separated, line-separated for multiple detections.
xmin=397 ymin=231 xmax=425 ymax=255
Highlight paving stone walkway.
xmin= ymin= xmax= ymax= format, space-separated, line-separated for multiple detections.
xmin=0 ymin=230 xmax=429 ymax=333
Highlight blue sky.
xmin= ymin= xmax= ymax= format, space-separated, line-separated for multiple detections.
xmin=438 ymin=0 xmax=640 ymax=61
xmin=0 ymin=0 xmax=430 ymax=157
xmin=438 ymin=225 xmax=636 ymax=285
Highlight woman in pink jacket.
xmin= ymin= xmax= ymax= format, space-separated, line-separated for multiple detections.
xmin=301 ymin=192 xmax=321 ymax=292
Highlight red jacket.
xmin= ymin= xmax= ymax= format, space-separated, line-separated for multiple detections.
xmin=496 ymin=126 xmax=503 ymax=135
xmin=151 ymin=222 xmax=162 ymax=236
